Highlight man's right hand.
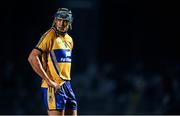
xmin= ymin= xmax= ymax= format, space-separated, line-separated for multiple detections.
xmin=46 ymin=79 xmax=62 ymax=92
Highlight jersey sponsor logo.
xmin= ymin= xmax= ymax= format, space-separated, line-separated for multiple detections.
xmin=60 ymin=57 xmax=71 ymax=62
xmin=65 ymin=51 xmax=71 ymax=57
xmin=53 ymin=49 xmax=72 ymax=63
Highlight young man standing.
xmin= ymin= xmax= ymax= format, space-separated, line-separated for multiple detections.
xmin=28 ymin=8 xmax=77 ymax=115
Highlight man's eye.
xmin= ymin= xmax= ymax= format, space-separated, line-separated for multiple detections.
xmin=58 ymin=19 xmax=62 ymax=21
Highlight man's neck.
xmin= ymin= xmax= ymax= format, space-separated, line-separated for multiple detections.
xmin=52 ymin=26 xmax=66 ymax=37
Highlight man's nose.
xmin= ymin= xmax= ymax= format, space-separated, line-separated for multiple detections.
xmin=60 ymin=20 xmax=66 ymax=26
xmin=59 ymin=20 xmax=64 ymax=25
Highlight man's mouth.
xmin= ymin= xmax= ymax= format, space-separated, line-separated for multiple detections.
xmin=58 ymin=27 xmax=64 ymax=30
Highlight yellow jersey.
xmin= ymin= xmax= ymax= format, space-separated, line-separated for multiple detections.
xmin=35 ymin=27 xmax=73 ymax=88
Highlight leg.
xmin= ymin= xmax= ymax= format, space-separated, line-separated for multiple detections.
xmin=48 ymin=110 xmax=65 ymax=116
xmin=65 ymin=109 xmax=77 ymax=116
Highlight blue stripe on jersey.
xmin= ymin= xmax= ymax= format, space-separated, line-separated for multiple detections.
xmin=53 ymin=49 xmax=72 ymax=63
xmin=49 ymin=51 xmax=69 ymax=81
xmin=50 ymin=52 xmax=60 ymax=76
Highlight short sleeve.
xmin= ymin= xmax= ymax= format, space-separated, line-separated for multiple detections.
xmin=35 ymin=29 xmax=54 ymax=53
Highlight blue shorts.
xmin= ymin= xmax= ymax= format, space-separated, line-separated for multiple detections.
xmin=41 ymin=81 xmax=77 ymax=111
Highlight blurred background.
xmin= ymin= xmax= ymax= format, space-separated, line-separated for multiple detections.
xmin=0 ymin=0 xmax=180 ymax=115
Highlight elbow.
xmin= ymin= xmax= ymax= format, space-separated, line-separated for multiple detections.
xmin=28 ymin=54 xmax=39 ymax=65
xmin=28 ymin=55 xmax=32 ymax=64
xmin=28 ymin=53 xmax=35 ymax=64
xmin=28 ymin=49 xmax=41 ymax=64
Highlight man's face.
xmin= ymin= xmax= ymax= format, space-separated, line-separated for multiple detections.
xmin=55 ymin=18 xmax=70 ymax=33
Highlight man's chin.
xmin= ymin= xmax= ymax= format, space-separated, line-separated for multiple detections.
xmin=57 ymin=29 xmax=66 ymax=33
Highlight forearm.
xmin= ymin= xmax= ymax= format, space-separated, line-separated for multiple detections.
xmin=29 ymin=56 xmax=51 ymax=82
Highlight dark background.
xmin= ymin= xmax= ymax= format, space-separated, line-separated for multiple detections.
xmin=0 ymin=0 xmax=180 ymax=114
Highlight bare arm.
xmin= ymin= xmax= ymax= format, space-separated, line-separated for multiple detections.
xmin=28 ymin=49 xmax=57 ymax=87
